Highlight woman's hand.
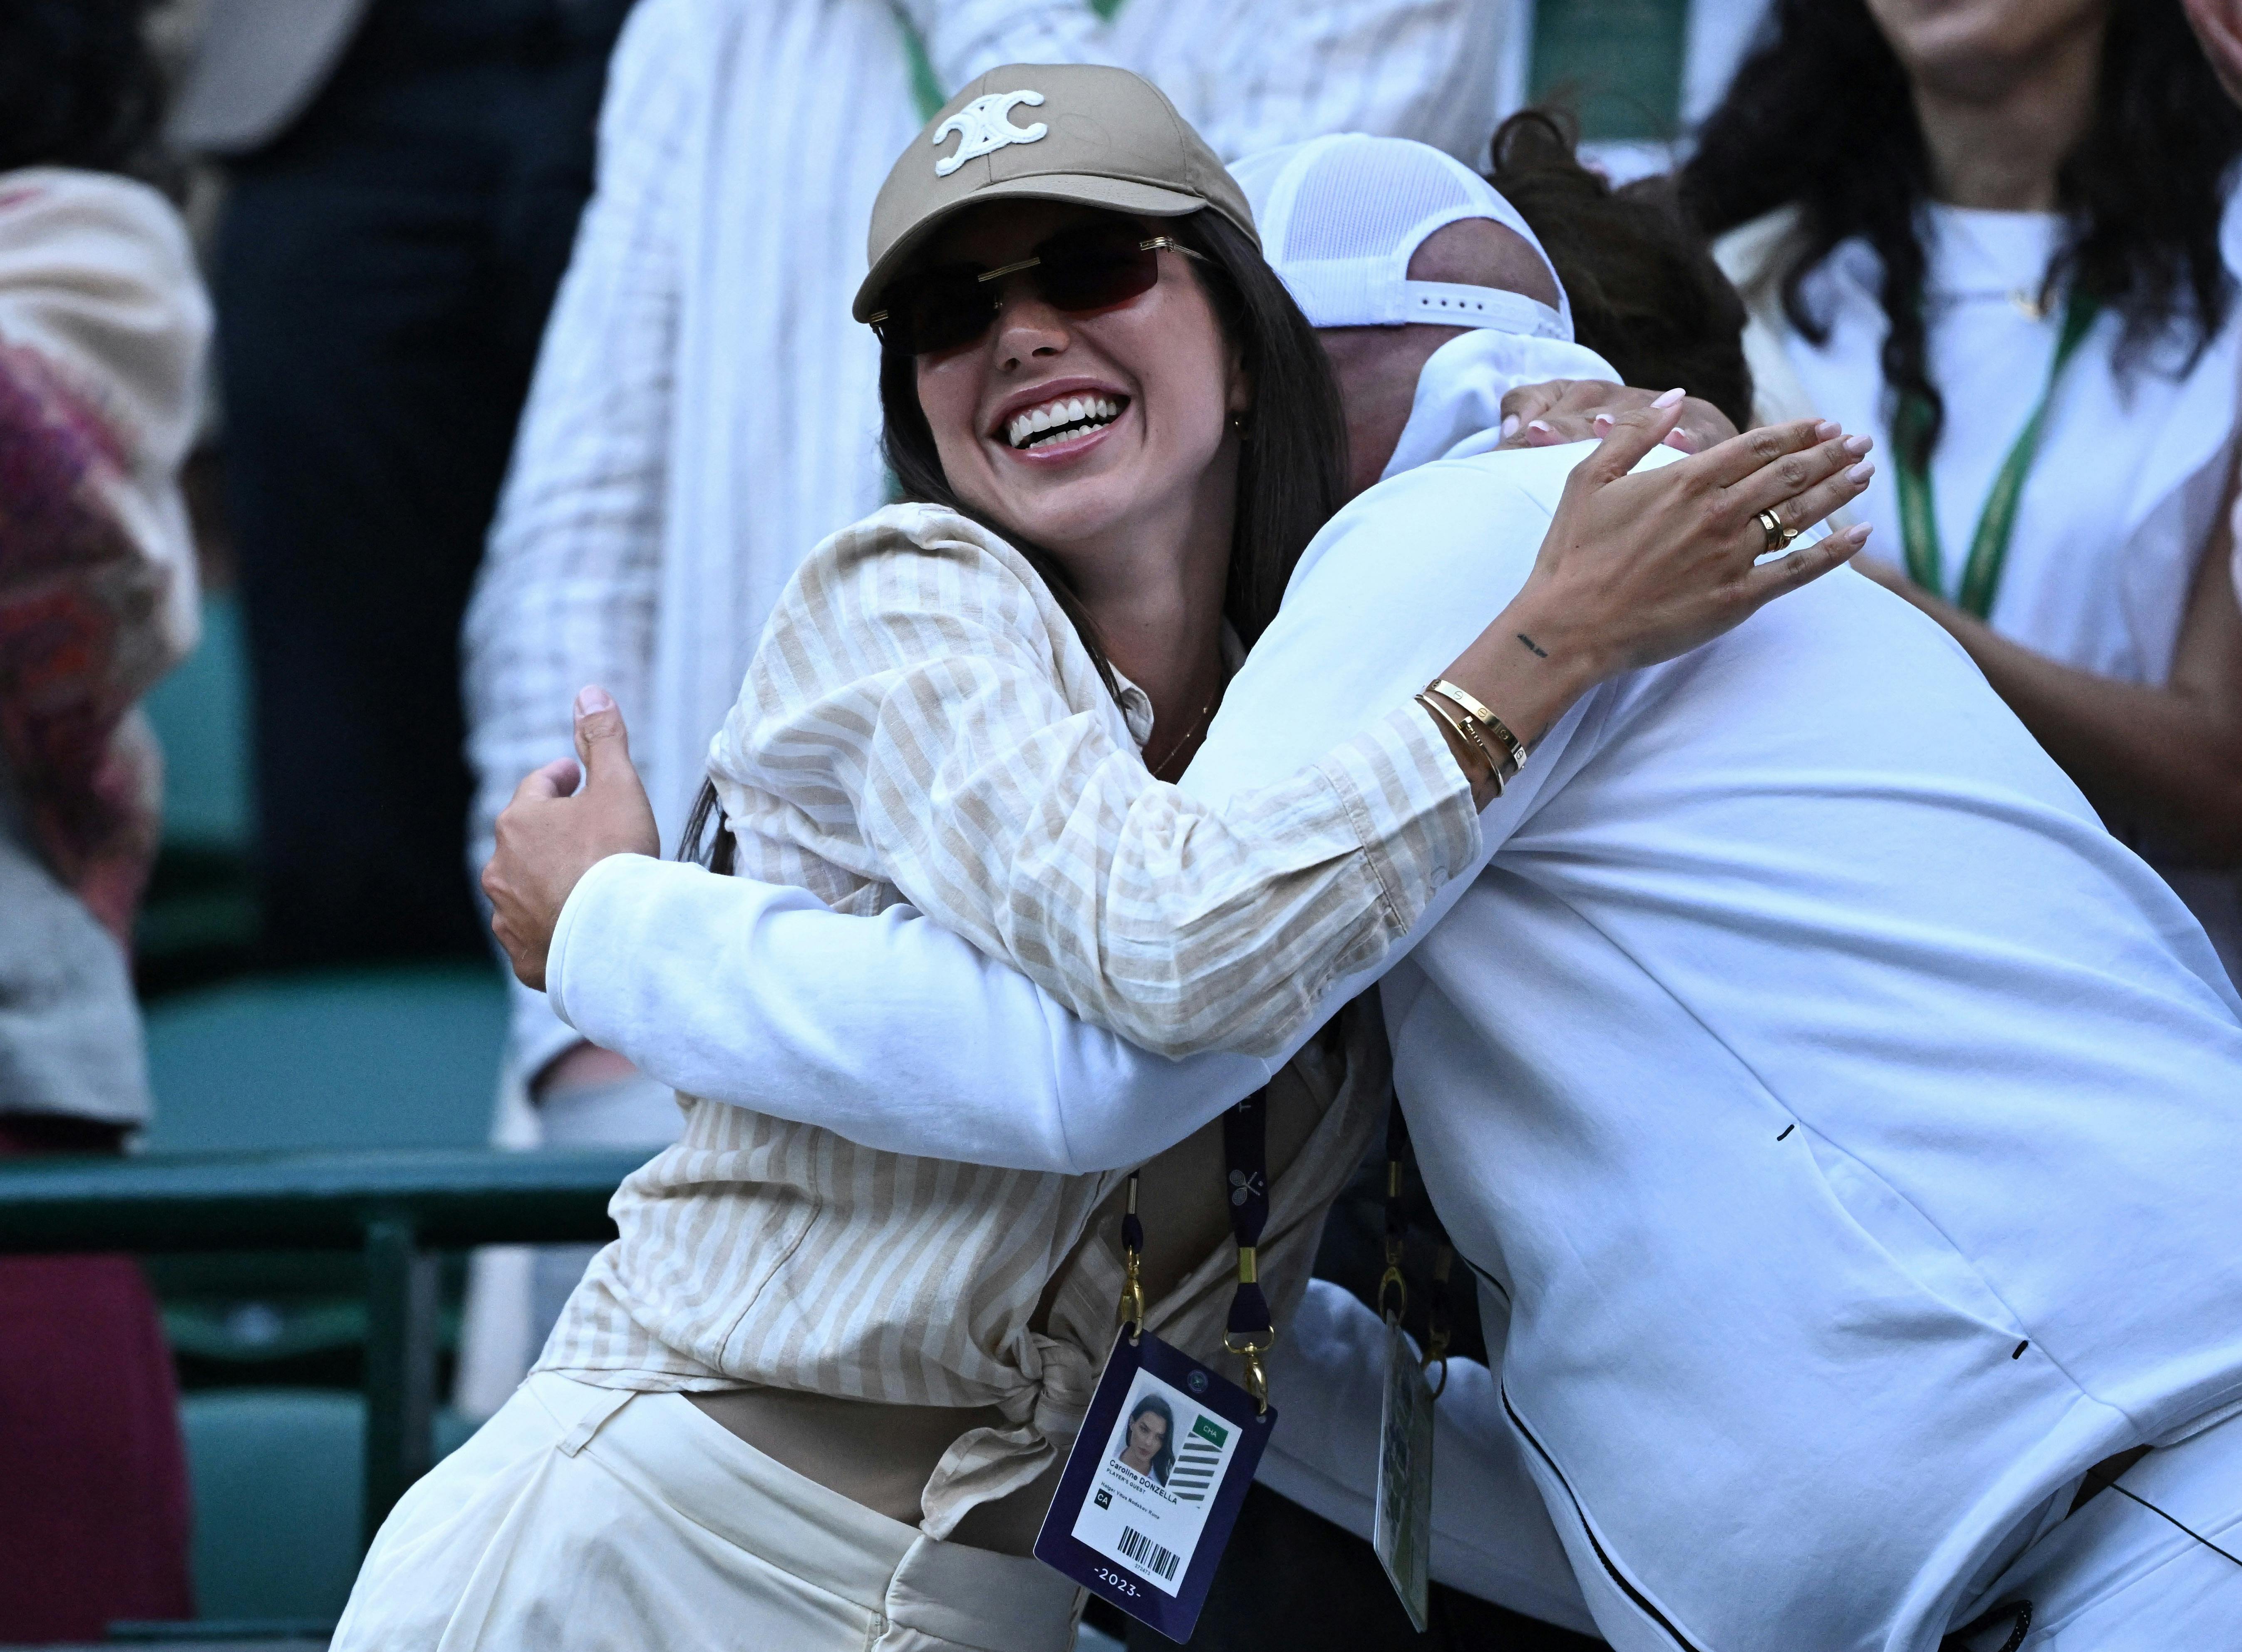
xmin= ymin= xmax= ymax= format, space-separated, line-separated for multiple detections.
xmin=483 ymin=686 xmax=660 ymax=991
xmin=1425 ymin=390 xmax=1874 ymax=808
xmin=1516 ymin=395 xmax=1872 ymax=673
xmin=1499 ymin=380 xmax=1739 ymax=454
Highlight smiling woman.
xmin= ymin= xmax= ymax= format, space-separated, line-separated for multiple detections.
xmin=875 ymin=193 xmax=1344 ymax=770
xmin=357 ymin=62 xmax=1875 ymax=1652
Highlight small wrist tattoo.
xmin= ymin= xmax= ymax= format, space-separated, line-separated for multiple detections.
xmin=1515 ymin=633 xmax=1549 ymax=659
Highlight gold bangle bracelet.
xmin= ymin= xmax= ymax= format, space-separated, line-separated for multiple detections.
xmin=1419 ymin=690 xmax=1505 ymax=781
xmin=1426 ymin=679 xmax=1529 ymax=774
xmin=1415 ymin=692 xmax=1503 ymax=796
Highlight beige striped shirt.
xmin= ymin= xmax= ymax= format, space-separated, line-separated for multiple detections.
xmin=541 ymin=503 xmax=1477 ymax=1534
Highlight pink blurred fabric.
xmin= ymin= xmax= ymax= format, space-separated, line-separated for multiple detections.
xmin=0 ymin=1115 xmax=193 ymax=1641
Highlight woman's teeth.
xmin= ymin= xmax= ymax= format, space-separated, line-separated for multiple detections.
xmin=1007 ymin=395 xmax=1123 ymax=450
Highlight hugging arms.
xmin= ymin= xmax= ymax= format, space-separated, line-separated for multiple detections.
xmin=487 ymin=402 xmax=1869 ymax=1171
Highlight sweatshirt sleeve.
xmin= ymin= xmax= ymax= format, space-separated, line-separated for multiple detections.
xmin=546 ymin=851 xmax=1275 ymax=1173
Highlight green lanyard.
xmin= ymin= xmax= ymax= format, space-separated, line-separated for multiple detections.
xmin=1891 ymin=286 xmax=2100 ymax=620
xmin=895 ymin=1 xmax=1128 ymax=122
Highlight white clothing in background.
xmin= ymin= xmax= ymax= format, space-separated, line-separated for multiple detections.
xmin=462 ymin=0 xmax=1520 ymax=1084
xmin=1679 ymin=0 xmax=1771 ymax=129
xmin=1722 ymin=201 xmax=2242 ymax=977
xmin=335 ymin=1372 xmax=1084 ymax=1652
xmin=551 ymin=436 xmax=2242 ymax=1650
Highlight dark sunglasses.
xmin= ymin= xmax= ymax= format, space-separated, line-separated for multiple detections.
xmin=868 ymin=223 xmax=1208 ymax=356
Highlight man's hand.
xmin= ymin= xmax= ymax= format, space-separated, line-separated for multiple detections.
xmin=1500 ymin=380 xmax=1739 ymax=454
xmin=483 ymin=685 xmax=660 ymax=991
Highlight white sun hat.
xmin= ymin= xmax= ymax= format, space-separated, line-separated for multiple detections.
xmin=1229 ymin=133 xmax=1573 ymax=342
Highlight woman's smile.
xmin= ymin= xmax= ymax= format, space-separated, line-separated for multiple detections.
xmin=988 ymin=378 xmax=1134 ymax=465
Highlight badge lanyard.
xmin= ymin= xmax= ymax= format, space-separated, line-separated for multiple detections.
xmin=1892 ymin=286 xmax=2100 ymax=620
xmin=1034 ymin=1093 xmax=1279 ymax=1640
xmin=1372 ymin=1107 xmax=1452 ymax=1632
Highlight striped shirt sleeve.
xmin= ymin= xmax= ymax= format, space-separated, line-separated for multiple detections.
xmin=710 ymin=504 xmax=1477 ymax=1060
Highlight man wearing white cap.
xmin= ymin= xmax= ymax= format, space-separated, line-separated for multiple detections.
xmin=489 ymin=133 xmax=2242 ymax=1651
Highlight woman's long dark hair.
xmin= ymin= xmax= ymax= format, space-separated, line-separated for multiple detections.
xmin=1680 ymin=0 xmax=2242 ymax=470
xmin=682 ymin=206 xmax=1349 ymax=871
xmin=0 ymin=0 xmax=165 ymax=175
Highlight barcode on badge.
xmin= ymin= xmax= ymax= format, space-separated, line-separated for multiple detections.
xmin=1117 ymin=1525 xmax=1183 ymax=1582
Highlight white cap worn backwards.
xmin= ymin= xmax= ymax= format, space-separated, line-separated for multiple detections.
xmin=1229 ymin=133 xmax=1574 ymax=341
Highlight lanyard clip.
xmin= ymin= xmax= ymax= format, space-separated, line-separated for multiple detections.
xmin=1378 ymin=1148 xmax=1409 ymax=1323
xmin=1222 ymin=1328 xmax=1275 ymax=1413
xmin=1117 ymin=1171 xmax=1145 ymax=1344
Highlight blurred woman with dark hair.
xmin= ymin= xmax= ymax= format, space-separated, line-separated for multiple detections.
xmin=0 ymin=0 xmax=205 ymax=1636
xmin=1682 ymin=0 xmax=2242 ymax=981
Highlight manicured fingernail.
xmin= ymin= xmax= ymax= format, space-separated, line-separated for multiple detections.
xmin=1846 ymin=461 xmax=1874 ymax=484
xmin=1843 ymin=434 xmax=1872 ymax=456
xmin=1500 ymin=412 xmax=1521 ymax=439
xmin=576 ymin=684 xmax=614 ymax=715
xmin=1815 ymin=420 xmax=1840 ymax=440
xmin=1652 ymin=387 xmax=1686 ymax=408
xmin=1529 ymin=419 xmax=1553 ymax=435
xmin=1593 ymin=413 xmax=1615 ymax=430
xmin=1848 ymin=523 xmax=1872 ymax=543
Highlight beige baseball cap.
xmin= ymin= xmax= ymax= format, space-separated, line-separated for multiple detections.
xmin=853 ymin=63 xmax=1257 ymax=323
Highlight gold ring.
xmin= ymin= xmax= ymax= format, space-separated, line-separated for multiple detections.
xmin=1756 ymin=508 xmax=1788 ymax=555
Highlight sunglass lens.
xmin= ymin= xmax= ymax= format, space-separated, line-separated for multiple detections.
xmin=1039 ymin=236 xmax=1162 ymax=313
xmin=880 ymin=269 xmax=992 ymax=355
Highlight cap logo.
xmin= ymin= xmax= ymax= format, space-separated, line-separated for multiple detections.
xmin=932 ymin=89 xmax=1047 ymax=178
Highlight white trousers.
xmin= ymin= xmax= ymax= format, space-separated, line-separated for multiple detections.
xmin=1263 ymin=1282 xmax=2242 ymax=1650
xmin=335 ymin=1372 xmax=1086 ymax=1652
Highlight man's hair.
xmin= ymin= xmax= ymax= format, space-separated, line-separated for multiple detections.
xmin=1489 ymin=110 xmax=1755 ymax=430
xmin=1679 ymin=0 xmax=2242 ymax=471
xmin=0 ymin=0 xmax=165 ymax=175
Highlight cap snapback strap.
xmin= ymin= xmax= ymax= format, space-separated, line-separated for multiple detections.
xmin=1402 ymin=281 xmax=1568 ymax=339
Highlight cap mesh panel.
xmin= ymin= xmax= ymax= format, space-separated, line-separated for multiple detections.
xmin=1280 ymin=141 xmax=1480 ymax=264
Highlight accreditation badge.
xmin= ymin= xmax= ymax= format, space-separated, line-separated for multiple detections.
xmin=1373 ymin=1313 xmax=1436 ymax=1631
xmin=1034 ymin=1328 xmax=1275 ymax=1642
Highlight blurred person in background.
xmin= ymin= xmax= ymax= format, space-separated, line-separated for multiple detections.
xmin=0 ymin=0 xmax=208 ymax=1635
xmin=1682 ymin=0 xmax=2242 ymax=982
xmin=167 ymin=0 xmax=632 ymax=968
xmin=458 ymin=0 xmax=1520 ymax=1393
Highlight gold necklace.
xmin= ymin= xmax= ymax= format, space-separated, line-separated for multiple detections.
xmin=1146 ymin=683 xmax=1224 ymax=780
